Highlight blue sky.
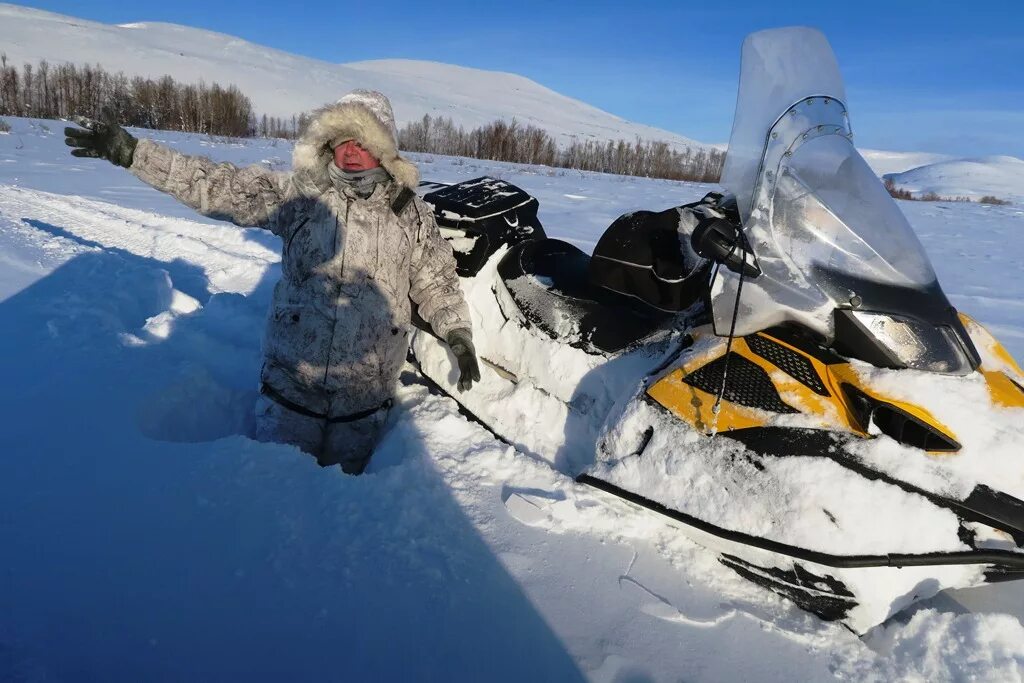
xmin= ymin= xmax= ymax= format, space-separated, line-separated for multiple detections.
xmin=19 ymin=0 xmax=1024 ymax=156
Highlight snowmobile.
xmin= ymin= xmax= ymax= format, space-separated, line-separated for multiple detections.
xmin=410 ymin=27 xmax=1024 ymax=633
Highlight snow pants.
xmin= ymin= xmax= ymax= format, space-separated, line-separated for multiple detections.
xmin=253 ymin=394 xmax=389 ymax=474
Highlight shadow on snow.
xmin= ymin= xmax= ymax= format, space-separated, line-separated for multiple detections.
xmin=0 ymin=211 xmax=587 ymax=681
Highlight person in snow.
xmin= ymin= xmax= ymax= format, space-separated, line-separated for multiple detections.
xmin=64 ymin=90 xmax=481 ymax=474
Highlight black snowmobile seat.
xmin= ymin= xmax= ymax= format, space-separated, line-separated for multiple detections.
xmin=497 ymin=238 xmax=672 ymax=354
xmin=589 ymin=205 xmax=711 ymax=312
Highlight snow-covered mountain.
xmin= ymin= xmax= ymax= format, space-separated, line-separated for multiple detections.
xmin=885 ymin=155 xmax=1024 ymax=204
xmin=0 ymin=3 xmax=704 ymax=151
xmin=859 ymin=149 xmax=953 ymax=177
xmin=7 ymin=2 xmax=1017 ymax=197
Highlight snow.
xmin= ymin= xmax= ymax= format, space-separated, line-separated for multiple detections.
xmin=865 ymin=610 xmax=1024 ymax=682
xmin=1 ymin=116 xmax=1023 ymax=679
xmin=884 ymin=156 xmax=1024 ymax=204
xmin=860 ymin=149 xmax=953 ymax=177
xmin=2 ymin=1 xmax=1000 ymax=204
xmin=0 ymin=3 xmax=703 ymax=152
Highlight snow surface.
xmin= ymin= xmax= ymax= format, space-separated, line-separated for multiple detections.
xmin=0 ymin=3 xmax=703 ymax=151
xmin=884 ymin=156 xmax=1024 ymax=204
xmin=1 ymin=116 xmax=1023 ymax=680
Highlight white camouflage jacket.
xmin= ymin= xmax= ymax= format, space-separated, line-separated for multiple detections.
xmin=129 ymin=91 xmax=470 ymax=418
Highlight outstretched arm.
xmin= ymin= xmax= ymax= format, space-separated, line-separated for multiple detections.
xmin=65 ymin=117 xmax=293 ymax=234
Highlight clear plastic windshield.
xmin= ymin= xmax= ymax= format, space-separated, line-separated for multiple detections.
xmin=773 ymin=135 xmax=936 ymax=288
xmin=721 ymin=27 xmax=845 ymax=225
xmin=712 ymin=27 xmax=940 ymax=340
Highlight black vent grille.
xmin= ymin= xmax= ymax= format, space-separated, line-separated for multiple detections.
xmin=841 ymin=383 xmax=961 ymax=452
xmin=683 ymin=353 xmax=798 ymax=414
xmin=747 ymin=334 xmax=830 ymax=396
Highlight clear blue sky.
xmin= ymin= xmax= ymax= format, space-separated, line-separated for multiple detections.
xmin=19 ymin=0 xmax=1024 ymax=157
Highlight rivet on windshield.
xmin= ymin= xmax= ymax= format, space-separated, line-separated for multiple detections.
xmin=790 ymin=110 xmax=797 ymax=116
xmin=802 ymin=133 xmax=808 ymax=139
xmin=785 ymin=150 xmax=793 ymax=157
xmin=807 ymin=98 xmax=814 ymax=105
xmin=824 ymin=98 xmax=831 ymax=105
xmin=771 ymin=131 xmax=779 ymax=139
xmin=766 ymin=170 xmax=774 ymax=177
xmin=850 ymin=295 xmax=863 ymax=308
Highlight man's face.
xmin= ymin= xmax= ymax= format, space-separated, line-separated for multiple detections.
xmin=333 ymin=140 xmax=381 ymax=171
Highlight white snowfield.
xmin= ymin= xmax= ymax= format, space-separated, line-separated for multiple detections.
xmin=0 ymin=3 xmax=702 ymax=151
xmin=885 ymin=155 xmax=1024 ymax=204
xmin=2 ymin=117 xmax=1024 ymax=681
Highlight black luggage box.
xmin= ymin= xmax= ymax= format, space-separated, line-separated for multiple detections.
xmin=421 ymin=177 xmax=545 ymax=276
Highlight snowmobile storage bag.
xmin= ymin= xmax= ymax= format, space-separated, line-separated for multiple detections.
xmin=422 ymin=177 xmax=546 ymax=276
xmin=589 ymin=205 xmax=710 ymax=312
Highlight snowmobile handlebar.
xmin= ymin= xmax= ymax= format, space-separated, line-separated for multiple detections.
xmin=691 ymin=217 xmax=761 ymax=278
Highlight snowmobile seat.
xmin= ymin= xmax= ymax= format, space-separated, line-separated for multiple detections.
xmin=497 ymin=238 xmax=672 ymax=353
xmin=422 ymin=177 xmax=546 ymax=277
xmin=589 ymin=204 xmax=711 ymax=312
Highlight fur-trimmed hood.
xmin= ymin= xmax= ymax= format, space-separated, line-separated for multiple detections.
xmin=292 ymin=89 xmax=419 ymax=190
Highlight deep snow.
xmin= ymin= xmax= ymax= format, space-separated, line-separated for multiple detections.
xmin=1 ymin=117 xmax=1023 ymax=681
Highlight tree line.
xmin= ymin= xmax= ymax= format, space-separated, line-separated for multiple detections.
xmin=0 ymin=54 xmax=254 ymax=137
xmin=398 ymin=114 xmax=724 ymax=182
xmin=883 ymin=177 xmax=1009 ymax=205
xmin=1 ymin=54 xmax=723 ymax=182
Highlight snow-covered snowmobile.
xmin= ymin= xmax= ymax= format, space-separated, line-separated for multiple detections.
xmin=410 ymin=27 xmax=1024 ymax=633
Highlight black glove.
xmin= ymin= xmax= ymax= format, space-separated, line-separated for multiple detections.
xmin=446 ymin=328 xmax=481 ymax=392
xmin=64 ymin=115 xmax=138 ymax=168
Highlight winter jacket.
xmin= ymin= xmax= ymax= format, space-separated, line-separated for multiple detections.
xmin=129 ymin=90 xmax=470 ymax=419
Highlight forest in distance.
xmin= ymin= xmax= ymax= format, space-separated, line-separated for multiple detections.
xmin=0 ymin=54 xmax=724 ymax=182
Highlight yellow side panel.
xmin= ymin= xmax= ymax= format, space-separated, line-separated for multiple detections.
xmin=959 ymin=312 xmax=1024 ymax=407
xmin=647 ymin=331 xmax=964 ymax=452
xmin=646 ymin=366 xmax=771 ymax=433
xmin=983 ymin=370 xmax=1024 ymax=409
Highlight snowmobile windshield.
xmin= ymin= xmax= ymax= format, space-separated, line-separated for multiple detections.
xmin=713 ymin=27 xmax=944 ymax=345
xmin=721 ymin=27 xmax=847 ymax=225
xmin=772 ymin=134 xmax=936 ymax=289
